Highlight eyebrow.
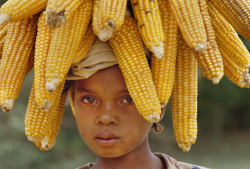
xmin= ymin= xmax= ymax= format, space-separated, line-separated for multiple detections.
xmin=120 ymin=89 xmax=129 ymax=94
xmin=76 ymin=88 xmax=129 ymax=94
xmin=76 ymin=88 xmax=96 ymax=94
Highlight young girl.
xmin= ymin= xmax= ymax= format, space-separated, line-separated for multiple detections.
xmin=67 ymin=38 xmax=208 ymax=169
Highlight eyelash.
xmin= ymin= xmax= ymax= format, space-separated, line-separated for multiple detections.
xmin=81 ymin=96 xmax=134 ymax=104
xmin=121 ymin=96 xmax=134 ymax=104
xmin=81 ymin=96 xmax=98 ymax=104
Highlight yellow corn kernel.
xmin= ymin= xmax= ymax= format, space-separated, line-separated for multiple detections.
xmin=0 ymin=15 xmax=38 ymax=113
xmin=0 ymin=0 xmax=47 ymax=26
xmin=0 ymin=36 xmax=4 ymax=59
xmin=194 ymin=0 xmax=224 ymax=84
xmin=0 ymin=25 xmax=6 ymax=41
xmin=25 ymin=82 xmax=67 ymax=150
xmin=109 ymin=15 xmax=161 ymax=123
xmin=151 ymin=0 xmax=178 ymax=107
xmin=208 ymin=2 xmax=250 ymax=69
xmin=93 ymin=0 xmax=127 ymax=41
xmin=25 ymin=46 xmax=35 ymax=76
xmin=130 ymin=0 xmax=165 ymax=58
xmin=0 ymin=25 xmax=7 ymax=57
xmin=171 ymin=31 xmax=198 ymax=152
xmin=220 ymin=49 xmax=250 ymax=88
xmin=45 ymin=1 xmax=93 ymax=92
xmin=34 ymin=12 xmax=56 ymax=110
xmin=37 ymin=84 xmax=67 ymax=151
xmin=209 ymin=0 xmax=250 ymax=41
xmin=46 ymin=0 xmax=83 ymax=27
xmin=72 ymin=23 xmax=96 ymax=64
xmin=169 ymin=0 xmax=207 ymax=52
xmin=25 ymin=84 xmax=46 ymax=143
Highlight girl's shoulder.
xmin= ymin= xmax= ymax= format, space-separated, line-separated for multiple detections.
xmin=75 ymin=162 xmax=93 ymax=169
xmin=154 ymin=153 xmax=210 ymax=169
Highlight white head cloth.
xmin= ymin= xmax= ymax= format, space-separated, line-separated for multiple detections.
xmin=66 ymin=38 xmax=118 ymax=80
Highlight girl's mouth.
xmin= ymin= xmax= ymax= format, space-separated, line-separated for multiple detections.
xmin=95 ymin=131 xmax=120 ymax=147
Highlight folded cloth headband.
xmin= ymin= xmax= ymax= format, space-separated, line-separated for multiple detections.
xmin=66 ymin=37 xmax=150 ymax=80
xmin=66 ymin=37 xmax=118 ymax=80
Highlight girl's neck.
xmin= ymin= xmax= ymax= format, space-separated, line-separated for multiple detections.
xmin=91 ymin=139 xmax=165 ymax=169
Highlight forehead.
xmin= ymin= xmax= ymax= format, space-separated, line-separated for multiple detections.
xmin=74 ymin=65 xmax=127 ymax=92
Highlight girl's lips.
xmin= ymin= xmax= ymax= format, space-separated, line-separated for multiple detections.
xmin=95 ymin=131 xmax=120 ymax=147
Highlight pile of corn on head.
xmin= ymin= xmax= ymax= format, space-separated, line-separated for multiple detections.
xmin=0 ymin=0 xmax=249 ymax=152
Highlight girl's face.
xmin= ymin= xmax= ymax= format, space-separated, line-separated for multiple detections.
xmin=72 ymin=65 xmax=152 ymax=158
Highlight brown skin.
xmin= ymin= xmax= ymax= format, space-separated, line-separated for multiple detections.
xmin=71 ymin=65 xmax=166 ymax=169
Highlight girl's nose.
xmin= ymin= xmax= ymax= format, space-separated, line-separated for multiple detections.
xmin=96 ymin=103 xmax=118 ymax=125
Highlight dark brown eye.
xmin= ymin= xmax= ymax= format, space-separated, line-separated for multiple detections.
xmin=122 ymin=97 xmax=134 ymax=104
xmin=82 ymin=97 xmax=98 ymax=104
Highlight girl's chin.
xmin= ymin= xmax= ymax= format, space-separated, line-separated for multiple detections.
xmin=94 ymin=149 xmax=129 ymax=158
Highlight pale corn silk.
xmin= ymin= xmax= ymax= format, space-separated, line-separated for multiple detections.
xmin=67 ymin=38 xmax=209 ymax=169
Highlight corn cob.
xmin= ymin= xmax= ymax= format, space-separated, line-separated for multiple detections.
xmin=109 ymin=15 xmax=161 ymax=123
xmin=45 ymin=1 xmax=93 ymax=92
xmin=25 ymin=82 xmax=67 ymax=150
xmin=72 ymin=23 xmax=96 ymax=64
xmin=46 ymin=0 xmax=83 ymax=27
xmin=130 ymin=0 xmax=165 ymax=58
xmin=93 ymin=0 xmax=127 ymax=41
xmin=209 ymin=0 xmax=250 ymax=41
xmin=172 ymin=31 xmax=198 ymax=152
xmin=0 ymin=15 xmax=38 ymax=113
xmin=194 ymin=0 xmax=224 ymax=84
xmin=220 ymin=49 xmax=250 ymax=88
xmin=169 ymin=0 xmax=207 ymax=52
xmin=93 ymin=0 xmax=112 ymax=41
xmin=34 ymin=12 xmax=55 ymax=110
xmin=0 ymin=25 xmax=6 ymax=57
xmin=0 ymin=0 xmax=47 ymax=26
xmin=0 ymin=36 xmax=4 ymax=59
xmin=208 ymin=2 xmax=250 ymax=69
xmin=0 ymin=25 xmax=6 ymax=41
xmin=25 ymin=46 xmax=35 ymax=76
xmin=151 ymin=0 xmax=178 ymax=107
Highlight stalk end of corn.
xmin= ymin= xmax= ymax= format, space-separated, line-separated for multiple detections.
xmin=144 ymin=112 xmax=160 ymax=123
xmin=211 ymin=72 xmax=224 ymax=84
xmin=248 ymin=62 xmax=250 ymax=68
xmin=46 ymin=78 xmax=60 ymax=92
xmin=151 ymin=42 xmax=165 ymax=59
xmin=212 ymin=76 xmax=220 ymax=85
xmin=243 ymin=72 xmax=250 ymax=88
xmin=180 ymin=143 xmax=192 ymax=152
xmin=41 ymin=99 xmax=52 ymax=111
xmin=98 ymin=27 xmax=113 ymax=41
xmin=194 ymin=42 xmax=206 ymax=53
xmin=41 ymin=137 xmax=51 ymax=150
xmin=0 ymin=13 xmax=10 ymax=26
xmin=46 ymin=9 xmax=66 ymax=28
xmin=2 ymin=99 xmax=14 ymax=113
xmin=27 ymin=135 xmax=37 ymax=142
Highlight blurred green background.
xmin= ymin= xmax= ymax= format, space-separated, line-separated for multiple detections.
xmin=0 ymin=1 xmax=250 ymax=169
